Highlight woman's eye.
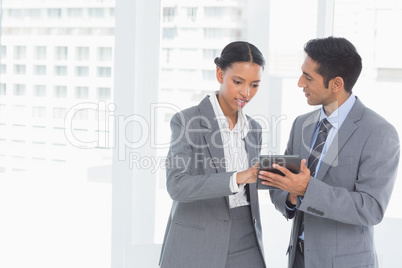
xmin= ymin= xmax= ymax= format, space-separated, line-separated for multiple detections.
xmin=252 ymin=84 xmax=259 ymax=88
xmin=233 ymin=80 xmax=241 ymax=85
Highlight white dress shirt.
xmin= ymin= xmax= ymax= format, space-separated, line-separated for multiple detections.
xmin=209 ymin=92 xmax=250 ymax=208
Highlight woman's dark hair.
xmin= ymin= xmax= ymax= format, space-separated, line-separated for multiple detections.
xmin=214 ymin=41 xmax=265 ymax=70
xmin=304 ymin=37 xmax=362 ymax=92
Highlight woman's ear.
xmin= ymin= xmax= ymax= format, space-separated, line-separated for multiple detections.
xmin=216 ymin=67 xmax=224 ymax=84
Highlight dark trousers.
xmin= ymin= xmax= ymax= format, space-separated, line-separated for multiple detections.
xmin=225 ymin=206 xmax=265 ymax=268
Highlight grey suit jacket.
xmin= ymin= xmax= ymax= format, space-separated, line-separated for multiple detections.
xmin=159 ymin=96 xmax=265 ymax=268
xmin=270 ymin=97 xmax=400 ymax=268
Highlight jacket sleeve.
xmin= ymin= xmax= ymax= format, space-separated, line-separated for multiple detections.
xmin=269 ymin=117 xmax=299 ymax=220
xmin=165 ymin=112 xmax=234 ymax=202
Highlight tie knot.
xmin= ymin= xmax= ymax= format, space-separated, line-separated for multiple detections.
xmin=320 ymin=118 xmax=332 ymax=133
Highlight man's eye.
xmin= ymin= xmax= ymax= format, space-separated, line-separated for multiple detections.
xmin=233 ymin=80 xmax=241 ymax=85
xmin=306 ymin=75 xmax=312 ymax=81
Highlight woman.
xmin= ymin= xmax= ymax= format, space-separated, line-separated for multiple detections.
xmin=159 ymin=41 xmax=266 ymax=268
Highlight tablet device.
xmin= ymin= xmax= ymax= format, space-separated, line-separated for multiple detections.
xmin=257 ymin=155 xmax=301 ymax=190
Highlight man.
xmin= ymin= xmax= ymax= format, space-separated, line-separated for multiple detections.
xmin=259 ymin=37 xmax=400 ymax=268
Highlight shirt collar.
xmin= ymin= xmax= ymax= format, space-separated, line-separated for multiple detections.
xmin=319 ymin=93 xmax=356 ymax=130
xmin=209 ymin=91 xmax=249 ymax=138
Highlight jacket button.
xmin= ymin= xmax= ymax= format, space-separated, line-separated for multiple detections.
xmin=253 ymin=219 xmax=257 ymax=225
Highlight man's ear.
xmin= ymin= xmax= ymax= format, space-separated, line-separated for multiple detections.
xmin=331 ymin=77 xmax=344 ymax=93
xmin=216 ymin=67 xmax=224 ymax=84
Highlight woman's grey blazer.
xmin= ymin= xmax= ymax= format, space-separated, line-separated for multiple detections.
xmin=159 ymin=96 xmax=265 ymax=268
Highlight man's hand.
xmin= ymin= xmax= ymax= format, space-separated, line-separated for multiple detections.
xmin=258 ymin=159 xmax=311 ymax=196
xmin=236 ymin=162 xmax=259 ymax=184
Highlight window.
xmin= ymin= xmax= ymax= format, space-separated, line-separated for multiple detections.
xmin=97 ymin=67 xmax=111 ymax=77
xmin=52 ymin=107 xmax=67 ymax=119
xmin=0 ymin=84 xmax=5 ymax=95
xmin=34 ymin=65 xmax=47 ymax=75
xmin=1 ymin=46 xmax=6 ymax=58
xmin=14 ymin=64 xmax=26 ymax=74
xmin=32 ymin=106 xmax=46 ymax=118
xmin=1 ymin=64 xmax=6 ymax=74
xmin=53 ymin=86 xmax=67 ymax=98
xmin=76 ymin=47 xmax=89 ymax=61
xmin=13 ymin=84 xmax=25 ymax=96
xmin=75 ymin=87 xmax=89 ymax=99
xmin=54 ymin=66 xmax=67 ymax=76
xmin=203 ymin=49 xmax=220 ymax=61
xmin=202 ymin=70 xmax=215 ymax=81
xmin=163 ymin=7 xmax=176 ymax=22
xmin=186 ymin=7 xmax=197 ymax=22
xmin=48 ymin=8 xmax=62 ymax=18
xmin=161 ymin=48 xmax=172 ymax=64
xmin=33 ymin=85 xmax=46 ymax=97
xmin=68 ymin=8 xmax=83 ymax=18
xmin=89 ymin=8 xmax=105 ymax=18
xmin=76 ymin=66 xmax=89 ymax=77
xmin=162 ymin=28 xmax=177 ymax=40
xmin=97 ymin=47 xmax=112 ymax=61
xmin=97 ymin=87 xmax=111 ymax=99
xmin=34 ymin=46 xmax=47 ymax=60
xmin=13 ymin=46 xmax=26 ymax=59
xmin=54 ymin=46 xmax=68 ymax=60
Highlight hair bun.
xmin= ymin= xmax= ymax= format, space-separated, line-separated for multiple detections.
xmin=214 ymin=57 xmax=221 ymax=67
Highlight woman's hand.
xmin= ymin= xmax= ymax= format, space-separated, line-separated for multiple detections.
xmin=236 ymin=162 xmax=259 ymax=184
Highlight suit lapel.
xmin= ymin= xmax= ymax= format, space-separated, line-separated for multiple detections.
xmin=198 ymin=96 xmax=226 ymax=173
xmin=316 ymin=98 xmax=365 ymax=180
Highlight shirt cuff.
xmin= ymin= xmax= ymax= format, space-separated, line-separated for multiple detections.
xmin=230 ymin=172 xmax=240 ymax=193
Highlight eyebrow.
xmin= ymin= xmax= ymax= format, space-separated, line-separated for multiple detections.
xmin=233 ymin=75 xmax=260 ymax=83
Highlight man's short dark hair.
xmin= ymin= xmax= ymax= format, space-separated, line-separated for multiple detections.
xmin=304 ymin=37 xmax=362 ymax=92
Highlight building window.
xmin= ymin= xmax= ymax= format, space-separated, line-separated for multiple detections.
xmin=54 ymin=66 xmax=67 ymax=76
xmin=54 ymin=86 xmax=67 ymax=98
xmin=54 ymin=46 xmax=68 ymax=60
xmin=0 ymin=84 xmax=6 ymax=95
xmin=68 ymin=8 xmax=83 ymax=18
xmin=89 ymin=8 xmax=105 ymax=18
xmin=97 ymin=87 xmax=111 ymax=99
xmin=1 ymin=64 xmax=6 ymax=74
xmin=32 ymin=106 xmax=46 ymax=118
xmin=163 ymin=7 xmax=176 ymax=22
xmin=34 ymin=46 xmax=47 ymax=60
xmin=13 ymin=46 xmax=26 ymax=59
xmin=14 ymin=64 xmax=26 ymax=75
xmin=203 ymin=49 xmax=220 ymax=60
xmin=1 ymin=46 xmax=6 ymax=58
xmin=53 ymin=107 xmax=67 ymax=119
xmin=75 ymin=87 xmax=89 ymax=99
xmin=202 ymin=70 xmax=215 ymax=81
xmin=34 ymin=65 xmax=47 ymax=76
xmin=48 ymin=8 xmax=62 ymax=18
xmin=76 ymin=66 xmax=89 ymax=77
xmin=97 ymin=67 xmax=111 ymax=77
xmin=76 ymin=47 xmax=89 ymax=61
xmin=13 ymin=84 xmax=26 ymax=96
xmin=186 ymin=7 xmax=197 ymax=22
xmin=33 ymin=85 xmax=46 ymax=97
xmin=97 ymin=47 xmax=112 ymax=61
xmin=162 ymin=28 xmax=178 ymax=40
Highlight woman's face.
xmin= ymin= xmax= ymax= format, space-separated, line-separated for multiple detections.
xmin=216 ymin=62 xmax=262 ymax=116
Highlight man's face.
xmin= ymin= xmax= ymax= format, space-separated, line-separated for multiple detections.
xmin=297 ymin=56 xmax=335 ymax=106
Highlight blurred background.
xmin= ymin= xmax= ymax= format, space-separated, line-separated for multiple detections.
xmin=0 ymin=0 xmax=401 ymax=267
